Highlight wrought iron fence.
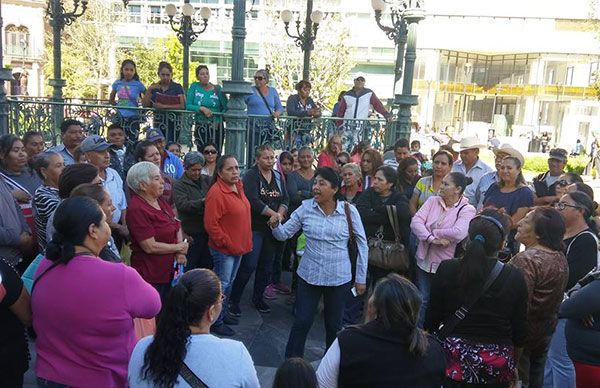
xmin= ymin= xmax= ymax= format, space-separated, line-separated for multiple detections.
xmin=7 ymin=98 xmax=390 ymax=166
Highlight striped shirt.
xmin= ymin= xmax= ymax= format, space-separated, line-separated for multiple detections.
xmin=272 ymin=199 xmax=368 ymax=286
xmin=33 ymin=185 xmax=60 ymax=251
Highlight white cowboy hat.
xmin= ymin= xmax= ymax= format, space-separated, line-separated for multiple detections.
xmin=493 ymin=143 xmax=524 ymax=165
xmin=452 ymin=136 xmax=485 ymax=152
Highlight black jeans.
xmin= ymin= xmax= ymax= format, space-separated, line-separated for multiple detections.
xmin=185 ymin=233 xmax=212 ymax=271
xmin=518 ymin=337 xmax=552 ymax=388
xmin=230 ymin=230 xmax=278 ymax=306
xmin=285 ymin=277 xmax=350 ymax=358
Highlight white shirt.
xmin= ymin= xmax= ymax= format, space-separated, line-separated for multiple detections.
xmin=451 ymin=158 xmax=494 ymax=206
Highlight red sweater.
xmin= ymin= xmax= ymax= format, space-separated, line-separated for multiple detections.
xmin=204 ymin=178 xmax=252 ymax=256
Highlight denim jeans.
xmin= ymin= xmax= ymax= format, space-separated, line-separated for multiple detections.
xmin=518 ymin=336 xmax=551 ymax=388
xmin=185 ymin=233 xmax=212 ymax=271
xmin=210 ymin=248 xmax=242 ymax=326
xmin=544 ymin=319 xmax=576 ymax=388
xmin=230 ymin=231 xmax=278 ymax=306
xmin=415 ymin=266 xmax=434 ymax=328
xmin=285 ymin=277 xmax=351 ymax=358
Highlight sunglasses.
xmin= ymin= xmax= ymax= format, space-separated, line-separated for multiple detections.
xmin=556 ymin=179 xmax=570 ymax=187
xmin=254 ymin=76 xmax=264 ymax=81
xmin=337 ymin=159 xmax=347 ymax=166
xmin=203 ymin=149 xmax=217 ymax=155
xmin=554 ymin=201 xmax=582 ymax=211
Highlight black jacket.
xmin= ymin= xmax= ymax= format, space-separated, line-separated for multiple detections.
xmin=355 ymin=188 xmax=410 ymax=247
xmin=242 ymin=166 xmax=289 ymax=233
xmin=173 ymin=173 xmax=210 ymax=235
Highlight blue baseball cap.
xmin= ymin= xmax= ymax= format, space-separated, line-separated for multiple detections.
xmin=80 ymin=135 xmax=110 ymax=153
xmin=146 ymin=128 xmax=165 ymax=142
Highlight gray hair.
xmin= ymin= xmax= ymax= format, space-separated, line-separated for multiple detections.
xmin=255 ymin=69 xmax=269 ymax=82
xmin=342 ymin=162 xmax=362 ymax=181
xmin=33 ymin=151 xmax=61 ymax=179
xmin=126 ymin=161 xmax=160 ymax=193
xmin=184 ymin=151 xmax=205 ymax=169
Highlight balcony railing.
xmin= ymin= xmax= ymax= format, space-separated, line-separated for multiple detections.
xmin=7 ymin=97 xmax=391 ymax=166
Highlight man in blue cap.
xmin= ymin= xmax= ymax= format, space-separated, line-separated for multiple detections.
xmin=146 ymin=128 xmax=184 ymax=179
xmin=80 ymin=134 xmax=129 ymax=248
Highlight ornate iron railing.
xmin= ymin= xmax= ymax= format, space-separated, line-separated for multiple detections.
xmin=7 ymin=98 xmax=390 ymax=166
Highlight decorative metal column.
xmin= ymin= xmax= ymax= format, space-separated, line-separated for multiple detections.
xmin=165 ymin=1 xmax=211 ymax=90
xmin=222 ymin=0 xmax=252 ymax=162
xmin=0 ymin=0 xmax=14 ymax=134
xmin=372 ymin=0 xmax=425 ymax=143
xmin=280 ymin=1 xmax=323 ymax=81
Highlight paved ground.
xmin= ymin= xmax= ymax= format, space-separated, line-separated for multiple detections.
xmin=23 ymin=272 xmax=325 ymax=387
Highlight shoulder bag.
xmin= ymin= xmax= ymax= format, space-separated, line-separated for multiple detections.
xmin=180 ymin=362 xmax=209 ymax=388
xmin=435 ymin=261 xmax=504 ymax=341
xmin=344 ymin=202 xmax=358 ymax=281
xmin=367 ymin=205 xmax=410 ymax=272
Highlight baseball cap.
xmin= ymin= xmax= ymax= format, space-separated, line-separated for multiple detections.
xmin=79 ymin=135 xmax=110 ymax=153
xmin=354 ymin=72 xmax=366 ymax=82
xmin=548 ymin=148 xmax=568 ymax=162
xmin=146 ymin=128 xmax=165 ymax=143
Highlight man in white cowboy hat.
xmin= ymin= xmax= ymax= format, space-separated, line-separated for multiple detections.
xmin=451 ymin=136 xmax=494 ymax=206
xmin=474 ymin=143 xmax=525 ymax=210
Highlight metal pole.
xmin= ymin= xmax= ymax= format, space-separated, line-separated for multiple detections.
xmin=0 ymin=0 xmax=10 ymax=134
xmin=182 ymin=18 xmax=190 ymax=90
xmin=222 ymin=0 xmax=252 ymax=164
xmin=301 ymin=0 xmax=313 ymax=81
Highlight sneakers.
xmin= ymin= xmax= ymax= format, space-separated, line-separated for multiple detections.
xmin=229 ymin=303 xmax=242 ymax=317
xmin=272 ymin=282 xmax=291 ymax=294
xmin=253 ymin=300 xmax=271 ymax=313
xmin=264 ymin=284 xmax=278 ymax=300
xmin=210 ymin=324 xmax=235 ymax=337
xmin=224 ymin=314 xmax=239 ymax=325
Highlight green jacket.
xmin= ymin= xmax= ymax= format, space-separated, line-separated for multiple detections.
xmin=173 ymin=173 xmax=211 ymax=235
xmin=185 ymin=82 xmax=228 ymax=123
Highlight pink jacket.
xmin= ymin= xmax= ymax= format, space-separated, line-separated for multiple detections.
xmin=411 ymin=195 xmax=476 ymax=273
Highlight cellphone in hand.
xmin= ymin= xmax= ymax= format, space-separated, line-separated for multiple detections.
xmin=351 ymin=287 xmax=358 ymax=297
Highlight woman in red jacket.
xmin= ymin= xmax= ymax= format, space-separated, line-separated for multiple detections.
xmin=204 ymin=155 xmax=252 ymax=336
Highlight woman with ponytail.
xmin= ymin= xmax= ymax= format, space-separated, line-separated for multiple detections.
xmin=316 ymin=273 xmax=445 ymax=387
xmin=128 ymin=269 xmax=259 ymax=387
xmin=424 ymin=208 xmax=528 ymax=387
xmin=31 ymin=197 xmax=160 ymax=387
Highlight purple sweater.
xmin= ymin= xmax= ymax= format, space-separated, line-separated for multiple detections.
xmin=32 ymin=255 xmax=161 ymax=387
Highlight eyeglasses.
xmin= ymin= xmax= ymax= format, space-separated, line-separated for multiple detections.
xmin=554 ymin=201 xmax=582 ymax=211
xmin=254 ymin=76 xmax=264 ymax=81
xmin=203 ymin=150 xmax=217 ymax=155
xmin=556 ymin=179 xmax=570 ymax=187
xmin=337 ymin=159 xmax=347 ymax=166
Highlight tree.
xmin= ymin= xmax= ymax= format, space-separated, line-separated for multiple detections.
xmin=44 ymin=0 xmax=121 ymax=99
xmin=263 ymin=10 xmax=356 ymax=109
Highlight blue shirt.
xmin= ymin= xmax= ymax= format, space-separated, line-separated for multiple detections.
xmin=47 ymin=144 xmax=75 ymax=166
xmin=111 ymin=79 xmax=146 ymax=118
xmin=272 ymin=199 xmax=368 ymax=286
xmin=245 ymin=86 xmax=283 ymax=116
xmin=483 ymin=184 xmax=534 ymax=216
xmin=474 ymin=171 xmax=500 ymax=210
xmin=162 ymin=150 xmax=184 ymax=179
xmin=102 ymin=167 xmax=127 ymax=223
xmin=451 ymin=158 xmax=494 ymax=206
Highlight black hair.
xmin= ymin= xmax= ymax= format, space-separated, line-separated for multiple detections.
xmin=142 ymin=269 xmax=221 ymax=387
xmin=498 ymin=156 xmax=526 ymax=187
xmin=447 ymin=172 xmax=473 ymax=195
xmin=46 ymin=197 xmax=104 ymax=265
xmin=107 ymin=123 xmax=124 ymax=133
xmin=201 ymin=142 xmax=220 ymax=157
xmin=531 ymin=207 xmax=566 ymax=251
xmin=272 ymin=358 xmax=317 ymax=388
xmin=70 ymin=182 xmax=108 ymax=205
xmin=60 ymin=119 xmax=83 ymax=134
xmin=195 ymin=64 xmax=209 ymax=78
xmin=432 ymin=149 xmax=453 ymax=166
xmin=562 ymin=172 xmax=583 ymax=184
xmin=58 ymin=163 xmax=99 ymax=199
xmin=166 ymin=141 xmax=181 ymax=150
xmin=157 ymin=61 xmax=173 ymax=75
xmin=279 ymin=151 xmax=294 ymax=165
xmin=295 ymin=80 xmax=311 ymax=91
xmin=371 ymin=273 xmax=429 ymax=356
xmin=376 ymin=165 xmax=398 ymax=189
xmin=314 ymin=167 xmax=342 ymax=200
xmin=394 ymin=138 xmax=410 ymax=150
xmin=397 ymin=157 xmax=419 ymax=185
xmin=134 ymin=140 xmax=158 ymax=162
xmin=459 ymin=208 xmax=511 ymax=294
xmin=410 ymin=140 xmax=421 ymax=148
xmin=23 ymin=131 xmax=42 ymax=146
xmin=211 ymin=154 xmax=238 ymax=187
xmin=0 ymin=134 xmax=21 ymax=167
xmin=572 ymin=182 xmax=594 ymax=200
xmin=567 ymin=191 xmax=599 ymax=235
xmin=119 ymin=59 xmax=140 ymax=81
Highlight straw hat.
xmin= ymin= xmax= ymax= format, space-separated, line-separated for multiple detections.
xmin=493 ymin=144 xmax=524 ymax=165
xmin=452 ymin=136 xmax=485 ymax=152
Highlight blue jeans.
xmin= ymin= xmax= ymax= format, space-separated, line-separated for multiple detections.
xmin=230 ymin=231 xmax=278 ymax=306
xmin=210 ymin=248 xmax=242 ymax=326
xmin=544 ymin=319 xmax=576 ymax=388
xmin=285 ymin=277 xmax=351 ymax=358
xmin=415 ymin=267 xmax=433 ymax=328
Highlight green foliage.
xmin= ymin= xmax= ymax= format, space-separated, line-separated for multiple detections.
xmin=592 ymin=70 xmax=600 ymax=100
xmin=566 ymin=154 xmax=590 ymax=175
xmin=522 ymin=154 xmax=589 ymax=175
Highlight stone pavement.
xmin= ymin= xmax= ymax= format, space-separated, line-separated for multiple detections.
xmin=23 ymin=272 xmax=326 ymax=387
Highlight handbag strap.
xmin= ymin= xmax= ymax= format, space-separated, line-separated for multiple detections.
xmin=437 ymin=260 xmax=504 ymax=339
xmin=180 ymin=362 xmax=209 ymax=388
xmin=344 ymin=202 xmax=355 ymax=240
xmin=385 ymin=205 xmax=401 ymax=242
xmin=255 ymin=86 xmax=273 ymax=116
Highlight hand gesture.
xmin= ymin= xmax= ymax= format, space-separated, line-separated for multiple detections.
xmin=13 ymin=190 xmax=31 ymax=204
xmin=199 ymin=106 xmax=213 ymax=117
xmin=354 ymin=282 xmax=366 ymax=296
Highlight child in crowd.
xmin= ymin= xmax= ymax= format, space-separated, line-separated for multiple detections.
xmin=107 ymin=124 xmax=127 ymax=179
xmin=167 ymin=142 xmax=183 ymax=160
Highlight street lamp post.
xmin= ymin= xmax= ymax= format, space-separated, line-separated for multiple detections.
xmin=165 ymin=1 xmax=211 ymax=90
xmin=372 ymin=0 xmax=425 ymax=143
xmin=0 ymin=0 xmax=14 ymax=134
xmin=460 ymin=62 xmax=472 ymax=132
xmin=280 ymin=1 xmax=323 ymax=81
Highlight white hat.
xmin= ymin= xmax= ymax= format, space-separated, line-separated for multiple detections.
xmin=452 ymin=136 xmax=485 ymax=152
xmin=493 ymin=143 xmax=524 ymax=165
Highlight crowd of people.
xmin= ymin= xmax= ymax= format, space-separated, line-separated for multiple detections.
xmin=2 ymin=98 xmax=600 ymax=387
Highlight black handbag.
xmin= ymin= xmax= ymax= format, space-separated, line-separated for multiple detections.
xmin=344 ymin=202 xmax=358 ymax=281
xmin=367 ymin=205 xmax=409 ymax=272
